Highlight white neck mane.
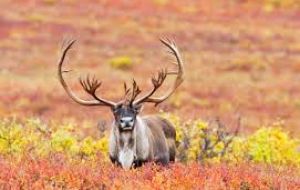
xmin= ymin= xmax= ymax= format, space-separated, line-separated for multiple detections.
xmin=134 ymin=116 xmax=151 ymax=160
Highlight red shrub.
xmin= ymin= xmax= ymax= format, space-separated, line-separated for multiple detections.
xmin=0 ymin=155 xmax=299 ymax=190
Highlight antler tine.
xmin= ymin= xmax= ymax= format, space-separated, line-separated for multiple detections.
xmin=79 ymin=76 xmax=87 ymax=91
xmin=133 ymin=38 xmax=184 ymax=106
xmin=129 ymin=79 xmax=142 ymax=104
xmin=78 ymin=74 xmax=118 ymax=106
xmin=151 ymin=69 xmax=167 ymax=88
xmin=123 ymin=82 xmax=131 ymax=100
xmin=58 ymin=39 xmax=116 ymax=107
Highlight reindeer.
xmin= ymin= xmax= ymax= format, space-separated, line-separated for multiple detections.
xmin=57 ymin=38 xmax=184 ymax=169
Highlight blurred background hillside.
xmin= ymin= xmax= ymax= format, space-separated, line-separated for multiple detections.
xmin=0 ymin=0 xmax=300 ymax=135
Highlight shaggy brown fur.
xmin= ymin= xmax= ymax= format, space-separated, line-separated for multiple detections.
xmin=143 ymin=116 xmax=176 ymax=162
xmin=109 ymin=115 xmax=176 ymax=168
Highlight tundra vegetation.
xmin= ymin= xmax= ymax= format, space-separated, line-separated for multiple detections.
xmin=0 ymin=0 xmax=300 ymax=189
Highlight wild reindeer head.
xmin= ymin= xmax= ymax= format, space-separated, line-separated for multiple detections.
xmin=58 ymin=38 xmax=184 ymax=131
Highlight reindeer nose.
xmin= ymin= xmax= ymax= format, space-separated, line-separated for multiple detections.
xmin=121 ymin=117 xmax=134 ymax=127
xmin=121 ymin=117 xmax=133 ymax=122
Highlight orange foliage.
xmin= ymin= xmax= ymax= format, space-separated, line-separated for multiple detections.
xmin=1 ymin=155 xmax=299 ymax=189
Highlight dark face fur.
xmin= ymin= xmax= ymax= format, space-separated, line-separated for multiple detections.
xmin=112 ymin=103 xmax=142 ymax=131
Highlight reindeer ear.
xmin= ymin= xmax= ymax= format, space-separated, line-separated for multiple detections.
xmin=133 ymin=104 xmax=143 ymax=113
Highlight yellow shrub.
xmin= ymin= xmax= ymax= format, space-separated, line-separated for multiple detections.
xmin=263 ymin=0 xmax=298 ymax=10
xmin=0 ymin=117 xmax=299 ymax=166
xmin=109 ymin=56 xmax=133 ymax=69
xmin=162 ymin=113 xmax=232 ymax=163
xmin=94 ymin=137 xmax=108 ymax=154
xmin=80 ymin=136 xmax=108 ymax=158
xmin=187 ymin=120 xmax=209 ymax=161
xmin=223 ymin=137 xmax=247 ymax=163
xmin=50 ymin=129 xmax=79 ymax=154
xmin=245 ymin=127 xmax=300 ymax=165
xmin=0 ymin=119 xmax=28 ymax=155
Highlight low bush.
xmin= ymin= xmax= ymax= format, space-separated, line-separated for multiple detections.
xmin=0 ymin=116 xmax=299 ymax=189
xmin=1 ymin=158 xmax=299 ymax=189
xmin=108 ymin=56 xmax=133 ymax=69
xmin=0 ymin=116 xmax=299 ymax=166
xmin=163 ymin=113 xmax=300 ymax=165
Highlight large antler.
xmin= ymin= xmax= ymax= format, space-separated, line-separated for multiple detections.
xmin=133 ymin=38 xmax=184 ymax=106
xmin=58 ymin=39 xmax=117 ymax=107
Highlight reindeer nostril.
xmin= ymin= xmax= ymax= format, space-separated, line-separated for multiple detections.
xmin=120 ymin=117 xmax=133 ymax=124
